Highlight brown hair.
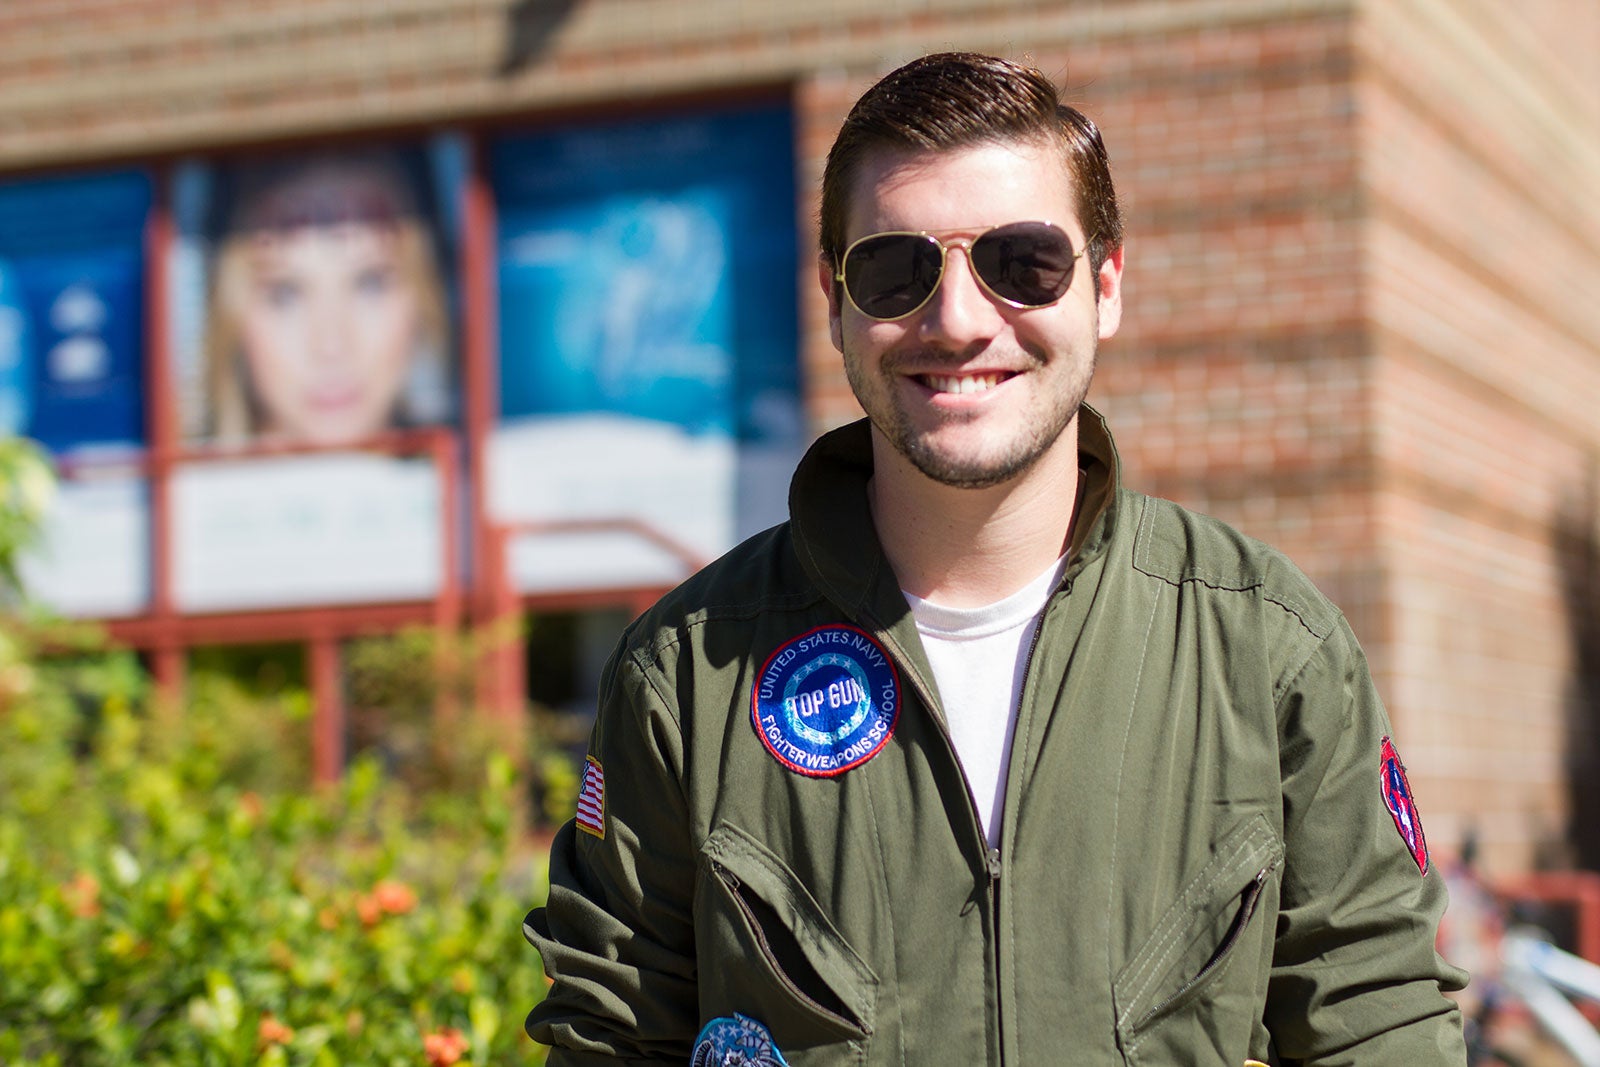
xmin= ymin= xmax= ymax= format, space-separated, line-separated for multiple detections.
xmin=820 ymin=52 xmax=1123 ymax=274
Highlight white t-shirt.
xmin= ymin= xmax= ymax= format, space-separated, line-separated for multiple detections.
xmin=903 ymin=554 xmax=1069 ymax=847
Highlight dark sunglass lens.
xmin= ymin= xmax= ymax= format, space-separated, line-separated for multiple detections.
xmin=971 ymin=223 xmax=1078 ymax=307
xmin=844 ymin=234 xmax=943 ymax=318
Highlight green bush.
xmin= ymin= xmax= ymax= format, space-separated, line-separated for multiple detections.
xmin=0 ymin=436 xmax=54 ymax=603
xmin=0 ymin=629 xmax=556 ymax=1066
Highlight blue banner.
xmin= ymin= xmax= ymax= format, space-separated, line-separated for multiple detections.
xmin=0 ymin=170 xmax=150 ymax=453
xmin=492 ymin=105 xmax=800 ymax=444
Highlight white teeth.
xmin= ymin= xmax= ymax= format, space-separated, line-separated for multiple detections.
xmin=925 ymin=373 xmax=1004 ymax=395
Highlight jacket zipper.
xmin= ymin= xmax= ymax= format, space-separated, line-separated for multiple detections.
xmin=873 ymin=627 xmax=1003 ymax=1059
xmin=874 ymin=633 xmax=991 ymax=843
xmin=871 ymin=574 xmax=1071 ymax=1065
xmin=989 ymin=581 xmax=1058 ymax=1064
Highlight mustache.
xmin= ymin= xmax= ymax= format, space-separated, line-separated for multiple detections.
xmin=876 ymin=344 xmax=1047 ymax=374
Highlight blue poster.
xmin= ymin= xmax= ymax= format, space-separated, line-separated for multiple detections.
xmin=499 ymin=188 xmax=735 ymax=432
xmin=488 ymin=106 xmax=803 ymax=591
xmin=0 ymin=170 xmax=150 ymax=453
xmin=492 ymin=105 xmax=800 ymax=444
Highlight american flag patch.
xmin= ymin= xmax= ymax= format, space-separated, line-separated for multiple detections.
xmin=576 ymin=756 xmax=605 ymax=839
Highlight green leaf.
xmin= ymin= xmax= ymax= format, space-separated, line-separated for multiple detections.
xmin=469 ymin=994 xmax=500 ymax=1057
xmin=206 ymin=969 xmax=242 ymax=1033
xmin=108 ymin=844 xmax=141 ymax=888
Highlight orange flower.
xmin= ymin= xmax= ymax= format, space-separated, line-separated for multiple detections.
xmin=61 ymin=872 xmax=101 ymax=918
xmin=423 ymin=1027 xmax=469 ymax=1066
xmin=238 ymin=791 xmax=264 ymax=821
xmin=355 ymin=879 xmax=418 ymax=927
xmin=258 ymin=1014 xmax=295 ymax=1048
xmin=371 ymin=879 xmax=417 ymax=916
xmin=317 ymin=905 xmax=341 ymax=930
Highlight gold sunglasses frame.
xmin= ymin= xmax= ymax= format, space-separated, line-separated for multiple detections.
xmin=834 ymin=221 xmax=1092 ymax=322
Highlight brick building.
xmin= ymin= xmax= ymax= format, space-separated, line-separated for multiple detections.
xmin=2 ymin=0 xmax=1597 ymax=878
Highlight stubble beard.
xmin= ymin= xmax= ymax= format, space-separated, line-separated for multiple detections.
xmin=843 ymin=342 xmax=1097 ymax=490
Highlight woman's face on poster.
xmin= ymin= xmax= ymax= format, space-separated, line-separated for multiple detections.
xmin=231 ymin=169 xmax=425 ymax=446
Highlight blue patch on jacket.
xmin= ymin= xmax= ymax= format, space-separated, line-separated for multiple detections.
xmin=751 ymin=624 xmax=899 ymax=778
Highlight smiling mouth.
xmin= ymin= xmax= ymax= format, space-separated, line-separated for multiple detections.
xmin=917 ymin=371 xmax=1013 ymax=395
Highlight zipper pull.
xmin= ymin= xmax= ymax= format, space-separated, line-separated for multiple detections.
xmin=713 ymin=861 xmax=740 ymax=891
xmin=986 ymin=848 xmax=1002 ymax=881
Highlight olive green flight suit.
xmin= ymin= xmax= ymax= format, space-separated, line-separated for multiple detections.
xmin=525 ymin=407 xmax=1468 ymax=1065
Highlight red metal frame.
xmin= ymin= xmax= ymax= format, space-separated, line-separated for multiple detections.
xmin=142 ymin=164 xmax=182 ymax=707
xmin=1499 ymin=870 xmax=1600 ymax=965
xmin=475 ymin=517 xmax=704 ymax=720
xmin=462 ymin=136 xmax=497 ymax=624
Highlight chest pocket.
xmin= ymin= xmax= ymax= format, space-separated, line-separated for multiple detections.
xmin=695 ymin=822 xmax=877 ymax=1059
xmin=1113 ymin=814 xmax=1283 ymax=1065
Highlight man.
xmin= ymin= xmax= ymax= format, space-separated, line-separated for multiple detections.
xmin=525 ymin=52 xmax=1468 ymax=1065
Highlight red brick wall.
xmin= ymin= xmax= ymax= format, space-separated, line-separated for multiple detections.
xmin=1358 ymin=0 xmax=1600 ymax=874
xmin=5 ymin=0 xmax=1598 ymax=874
xmin=797 ymin=3 xmax=1600 ymax=876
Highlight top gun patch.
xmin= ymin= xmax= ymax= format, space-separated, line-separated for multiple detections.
xmin=1380 ymin=736 xmax=1429 ymax=875
xmin=752 ymin=624 xmax=899 ymax=778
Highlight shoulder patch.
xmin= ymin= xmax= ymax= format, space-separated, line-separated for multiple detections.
xmin=575 ymin=756 xmax=605 ymax=839
xmin=693 ymin=1013 xmax=788 ymax=1066
xmin=1380 ymin=736 xmax=1429 ymax=875
xmin=751 ymin=624 xmax=899 ymax=778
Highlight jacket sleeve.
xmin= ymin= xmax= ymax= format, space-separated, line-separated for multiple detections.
xmin=523 ymin=645 xmax=700 ymax=1064
xmin=1265 ymin=615 xmax=1469 ymax=1065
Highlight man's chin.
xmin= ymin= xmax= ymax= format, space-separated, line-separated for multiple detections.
xmin=904 ymin=444 xmax=1038 ymax=490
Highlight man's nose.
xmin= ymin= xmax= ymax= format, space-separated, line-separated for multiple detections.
xmin=917 ymin=245 xmax=1005 ymax=349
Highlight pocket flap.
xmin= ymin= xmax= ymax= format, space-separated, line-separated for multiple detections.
xmin=699 ymin=822 xmax=877 ymax=1040
xmin=1113 ymin=814 xmax=1282 ymax=1035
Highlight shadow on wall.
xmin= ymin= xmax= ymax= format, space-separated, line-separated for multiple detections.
xmin=1558 ymin=457 xmax=1600 ymax=871
xmin=499 ymin=0 xmax=583 ymax=74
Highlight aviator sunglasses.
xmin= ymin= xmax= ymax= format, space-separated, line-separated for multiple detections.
xmin=835 ymin=220 xmax=1092 ymax=321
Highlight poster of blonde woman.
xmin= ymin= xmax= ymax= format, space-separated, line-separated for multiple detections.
xmin=168 ymin=142 xmax=463 ymax=611
xmin=174 ymin=143 xmax=460 ymax=446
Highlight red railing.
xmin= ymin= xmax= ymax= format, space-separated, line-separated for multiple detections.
xmin=1501 ymin=870 xmax=1600 ymax=967
xmin=47 ymin=427 xmax=704 ymax=781
xmin=54 ymin=427 xmax=462 ymax=782
xmin=475 ymin=516 xmax=705 ymax=723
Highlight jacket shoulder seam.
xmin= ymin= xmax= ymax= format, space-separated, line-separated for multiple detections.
xmin=623 ymin=644 xmax=687 ymax=737
xmin=1271 ymin=615 xmax=1349 ymax=710
xmin=1131 ymin=493 xmax=1332 ymax=641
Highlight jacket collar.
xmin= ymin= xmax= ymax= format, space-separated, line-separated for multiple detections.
xmin=789 ymin=403 xmax=1124 ymax=628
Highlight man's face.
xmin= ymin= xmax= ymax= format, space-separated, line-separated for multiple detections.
xmin=822 ymin=139 xmax=1122 ymax=489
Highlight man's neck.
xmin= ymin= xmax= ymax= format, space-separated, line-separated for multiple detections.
xmin=868 ymin=420 xmax=1082 ymax=609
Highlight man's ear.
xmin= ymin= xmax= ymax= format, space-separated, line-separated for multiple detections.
xmin=818 ymin=252 xmax=845 ymax=353
xmin=1095 ymin=244 xmax=1125 ymax=341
